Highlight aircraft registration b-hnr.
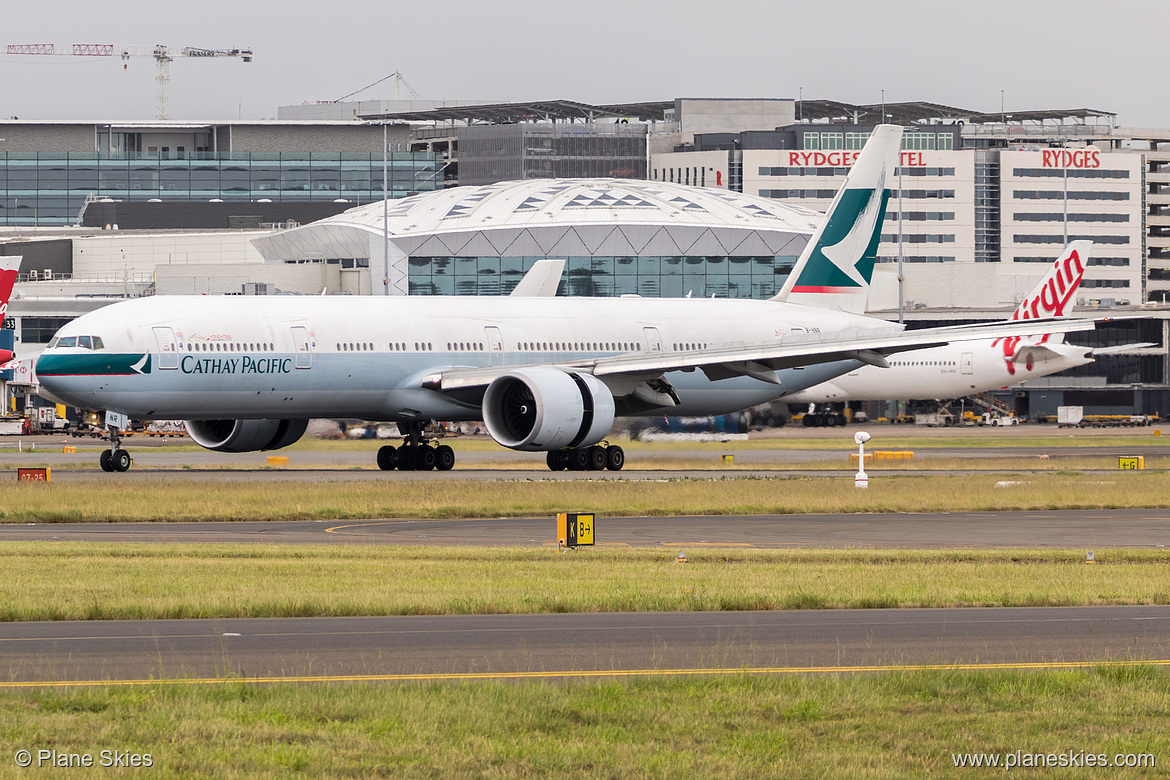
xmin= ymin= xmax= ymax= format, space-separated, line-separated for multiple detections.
xmin=35 ymin=126 xmax=1100 ymax=473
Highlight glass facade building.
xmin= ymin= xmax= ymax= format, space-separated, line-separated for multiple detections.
xmin=406 ymin=254 xmax=798 ymax=298
xmin=0 ymin=152 xmax=443 ymax=226
xmin=458 ymin=124 xmax=647 ymax=186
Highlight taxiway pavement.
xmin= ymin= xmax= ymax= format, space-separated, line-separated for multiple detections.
xmin=1 ymin=508 xmax=1167 ymax=548
xmin=2 ymin=607 xmax=1167 ymax=685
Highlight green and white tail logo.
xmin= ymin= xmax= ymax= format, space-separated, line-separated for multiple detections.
xmin=774 ymin=125 xmax=903 ymax=313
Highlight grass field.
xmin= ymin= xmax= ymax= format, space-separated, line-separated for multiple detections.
xmin=0 ymin=471 xmax=1167 ymax=523
xmin=3 ymin=667 xmax=1165 ymax=778
xmin=1 ymin=544 xmax=1167 ymax=621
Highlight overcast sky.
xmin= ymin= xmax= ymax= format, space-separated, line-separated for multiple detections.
xmin=1 ymin=0 xmax=1166 ymax=127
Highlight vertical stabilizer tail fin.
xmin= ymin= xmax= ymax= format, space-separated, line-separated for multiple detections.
xmin=992 ymin=241 xmax=1092 ymax=371
xmin=510 ymin=259 xmax=566 ymax=297
xmin=1011 ymin=240 xmax=1092 ymax=345
xmin=772 ymin=125 xmax=903 ymax=313
xmin=0 ymin=256 xmax=22 ymax=322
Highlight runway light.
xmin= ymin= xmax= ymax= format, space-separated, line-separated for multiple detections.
xmin=1086 ymin=551 xmax=1096 ymax=564
xmin=677 ymin=550 xmax=687 ymax=563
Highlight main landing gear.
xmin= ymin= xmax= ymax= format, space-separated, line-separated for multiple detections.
xmin=545 ymin=442 xmax=624 ymax=472
xmin=801 ymin=411 xmax=845 ymax=428
xmin=376 ymin=421 xmax=455 ymax=472
xmin=98 ymin=426 xmax=132 ymax=472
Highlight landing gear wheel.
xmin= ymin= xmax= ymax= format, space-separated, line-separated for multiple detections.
xmin=546 ymin=450 xmax=566 ymax=471
xmin=376 ymin=445 xmax=398 ymax=471
xmin=587 ymin=445 xmax=607 ymax=471
xmin=802 ymin=414 xmax=816 ymax=427
xmin=418 ymin=446 xmax=437 ymax=471
xmin=569 ymin=448 xmax=590 ymax=471
xmin=435 ymin=445 xmax=455 ymax=471
xmin=113 ymin=450 xmax=132 ymax=472
xmin=605 ymin=445 xmax=624 ymax=471
xmin=396 ymin=445 xmax=418 ymax=471
xmin=100 ymin=450 xmax=114 ymax=472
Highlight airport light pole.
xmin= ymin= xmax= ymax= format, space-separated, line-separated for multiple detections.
xmin=383 ymin=122 xmax=389 ymax=296
xmin=1063 ymin=158 xmax=1069 ymax=245
xmin=898 ymin=154 xmax=904 ymax=324
xmin=854 ymin=431 xmax=870 ymax=488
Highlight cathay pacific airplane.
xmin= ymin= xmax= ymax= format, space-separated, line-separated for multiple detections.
xmin=783 ymin=241 xmax=1101 ymax=413
xmin=34 ymin=126 xmax=1096 ymax=473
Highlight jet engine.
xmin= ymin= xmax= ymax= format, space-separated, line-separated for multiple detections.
xmin=482 ymin=368 xmax=615 ymax=451
xmin=185 ymin=418 xmax=309 ymax=453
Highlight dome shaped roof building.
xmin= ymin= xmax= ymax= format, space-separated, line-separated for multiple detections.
xmin=252 ymin=178 xmax=820 ymax=299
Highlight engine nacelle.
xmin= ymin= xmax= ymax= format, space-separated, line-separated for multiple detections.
xmin=482 ymin=368 xmax=615 ymax=451
xmin=185 ymin=418 xmax=308 ymax=453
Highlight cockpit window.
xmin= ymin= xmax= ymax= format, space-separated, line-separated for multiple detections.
xmin=51 ymin=335 xmax=103 ymax=349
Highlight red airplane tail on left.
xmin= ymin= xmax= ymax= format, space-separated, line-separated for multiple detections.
xmin=0 ymin=255 xmax=22 ymax=367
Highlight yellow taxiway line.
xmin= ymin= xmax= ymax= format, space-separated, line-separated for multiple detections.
xmin=3 ymin=659 xmax=1169 ymax=689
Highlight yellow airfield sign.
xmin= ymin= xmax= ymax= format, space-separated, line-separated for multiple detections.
xmin=557 ymin=513 xmax=595 ymax=549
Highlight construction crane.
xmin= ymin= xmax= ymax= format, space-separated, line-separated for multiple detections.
xmin=4 ymin=43 xmax=253 ymax=120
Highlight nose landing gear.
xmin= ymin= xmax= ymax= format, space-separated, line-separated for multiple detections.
xmin=98 ymin=426 xmax=132 ymax=472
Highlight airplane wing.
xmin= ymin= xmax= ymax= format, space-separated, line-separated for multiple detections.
xmin=433 ymin=316 xmax=1101 ymax=392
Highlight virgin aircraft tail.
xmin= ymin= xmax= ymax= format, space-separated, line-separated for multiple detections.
xmin=994 ymin=241 xmax=1091 ymax=373
xmin=772 ymin=125 xmax=903 ymax=313
xmin=1010 ymin=240 xmax=1090 ymax=329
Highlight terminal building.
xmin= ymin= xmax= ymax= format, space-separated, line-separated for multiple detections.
xmin=651 ymin=107 xmax=1150 ymax=305
xmin=250 ymin=178 xmax=818 ymax=298
xmin=0 ymin=119 xmax=442 ymax=227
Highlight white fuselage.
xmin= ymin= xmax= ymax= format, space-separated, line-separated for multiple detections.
xmin=783 ymin=337 xmax=1093 ymax=403
xmin=36 ymin=294 xmax=891 ymax=421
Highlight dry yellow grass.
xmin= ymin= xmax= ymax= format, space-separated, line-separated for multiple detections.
xmin=0 ymin=471 xmax=1166 ymax=523
xmin=0 ymin=544 xmax=1167 ymax=620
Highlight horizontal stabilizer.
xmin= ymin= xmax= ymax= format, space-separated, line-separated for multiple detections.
xmin=1091 ymin=342 xmax=1157 ymax=355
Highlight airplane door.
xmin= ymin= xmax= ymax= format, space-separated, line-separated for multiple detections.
xmin=153 ymin=326 xmax=178 ymax=370
xmin=291 ymin=326 xmax=312 ymax=369
xmin=484 ymin=326 xmax=504 ymax=366
xmin=960 ymin=352 xmax=974 ymax=375
xmin=643 ymin=327 xmax=663 ymax=353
